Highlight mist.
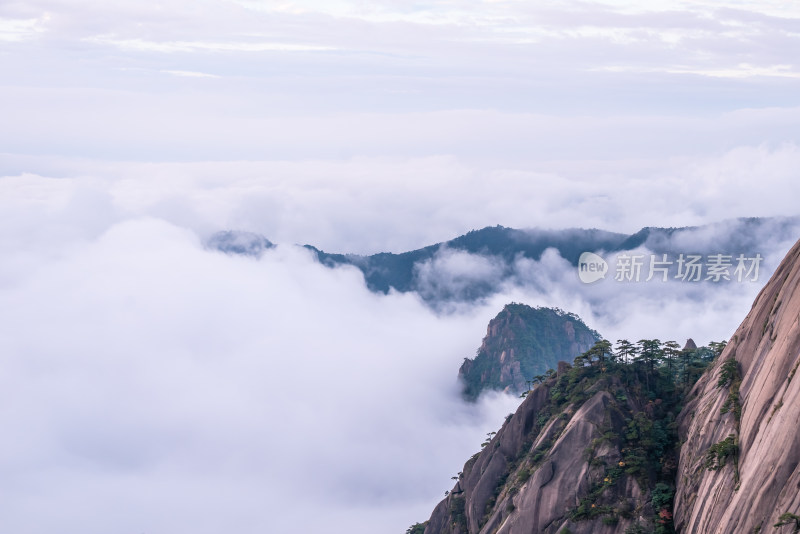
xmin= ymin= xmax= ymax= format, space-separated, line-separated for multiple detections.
xmin=1 ymin=175 xmax=797 ymax=532
xmin=0 ymin=216 xmax=525 ymax=533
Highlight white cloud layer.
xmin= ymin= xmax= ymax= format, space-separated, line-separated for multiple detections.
xmin=3 ymin=143 xmax=800 ymax=254
xmin=0 ymin=168 xmax=798 ymax=533
xmin=0 ymin=215 xmax=526 ymax=533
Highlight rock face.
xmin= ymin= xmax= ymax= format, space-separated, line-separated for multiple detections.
xmin=425 ymin=362 xmax=680 ymax=534
xmin=459 ymin=304 xmax=599 ymax=400
xmin=422 ymin=237 xmax=800 ymax=534
xmin=674 ymin=238 xmax=800 ymax=534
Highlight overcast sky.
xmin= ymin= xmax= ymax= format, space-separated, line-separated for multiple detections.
xmin=2 ymin=1 xmax=800 ymax=533
xmin=3 ymin=0 xmax=800 ymax=251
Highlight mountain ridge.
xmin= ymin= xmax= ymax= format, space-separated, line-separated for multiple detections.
xmin=209 ymin=216 xmax=800 ymax=305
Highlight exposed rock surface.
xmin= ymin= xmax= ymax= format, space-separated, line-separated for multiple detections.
xmin=458 ymin=304 xmax=599 ymax=400
xmin=424 ymin=367 xmax=672 ymax=534
xmin=425 ymin=242 xmax=800 ymax=534
xmin=674 ymin=238 xmax=800 ymax=534
xmin=422 ymin=237 xmax=800 ymax=534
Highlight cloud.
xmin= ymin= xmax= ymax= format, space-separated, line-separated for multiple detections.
xmin=1 ymin=159 xmax=799 ymax=533
xmin=497 ymin=244 xmax=781 ymax=345
xmin=414 ymin=247 xmax=509 ymax=304
xmin=5 ymin=142 xmax=800 ymax=255
xmin=2 ymin=0 xmax=800 ymax=165
xmin=2 ymin=192 xmax=796 ymax=534
xmin=0 ymin=215 xmax=524 ymax=533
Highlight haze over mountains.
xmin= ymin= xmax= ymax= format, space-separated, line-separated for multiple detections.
xmin=196 ymin=217 xmax=800 ymax=533
xmin=209 ymin=217 xmax=800 ymax=331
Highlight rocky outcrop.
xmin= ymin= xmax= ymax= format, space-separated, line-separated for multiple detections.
xmin=674 ymin=238 xmax=800 ymax=534
xmin=459 ymin=304 xmax=599 ymax=400
xmin=425 ymin=362 xmax=678 ymax=534
xmin=424 ymin=237 xmax=800 ymax=534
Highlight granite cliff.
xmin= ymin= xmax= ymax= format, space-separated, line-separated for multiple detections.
xmin=417 ymin=239 xmax=800 ymax=534
xmin=674 ymin=238 xmax=800 ymax=534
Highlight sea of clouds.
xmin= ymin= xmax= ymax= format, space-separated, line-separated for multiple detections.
xmin=1 ymin=162 xmax=799 ymax=533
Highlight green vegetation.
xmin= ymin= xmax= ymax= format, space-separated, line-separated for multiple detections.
xmin=545 ymin=339 xmax=718 ymax=532
xmin=774 ymin=512 xmax=800 ymax=532
xmin=709 ymin=356 xmax=742 ymax=482
xmin=718 ymin=357 xmax=739 ymax=388
xmin=789 ymin=359 xmax=800 ymax=384
xmin=448 ymin=495 xmax=467 ymax=531
xmin=443 ymin=337 xmax=725 ymax=533
xmin=405 ymin=522 xmax=428 ymax=534
xmin=720 ymin=380 xmax=741 ymax=420
xmin=517 ymin=467 xmax=531 ymax=483
xmin=461 ymin=304 xmax=600 ymax=400
xmin=704 ymin=435 xmax=738 ymax=475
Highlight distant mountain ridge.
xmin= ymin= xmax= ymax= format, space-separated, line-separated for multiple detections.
xmin=208 ymin=216 xmax=800 ymax=305
xmin=305 ymin=226 xmax=627 ymax=294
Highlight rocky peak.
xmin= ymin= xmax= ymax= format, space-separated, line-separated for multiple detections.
xmin=458 ymin=304 xmax=599 ymax=400
xmin=424 ymin=350 xmax=685 ymax=534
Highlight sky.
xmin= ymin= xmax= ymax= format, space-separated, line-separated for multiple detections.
xmin=1 ymin=1 xmax=800 ymax=533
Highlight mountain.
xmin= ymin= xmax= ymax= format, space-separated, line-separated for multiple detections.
xmin=414 ymin=236 xmax=800 ymax=534
xmin=208 ymin=217 xmax=800 ymax=306
xmin=308 ymin=217 xmax=799 ymax=300
xmin=420 ymin=338 xmax=713 ymax=534
xmin=673 ymin=238 xmax=800 ymax=533
xmin=459 ymin=304 xmax=600 ymax=400
xmin=305 ymin=226 xmax=627 ymax=295
xmin=206 ymin=230 xmax=274 ymax=257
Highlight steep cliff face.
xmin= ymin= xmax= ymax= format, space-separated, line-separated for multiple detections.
xmin=674 ymin=239 xmax=800 ymax=534
xmin=459 ymin=304 xmax=599 ymax=400
xmin=423 ymin=238 xmax=800 ymax=534
xmin=426 ymin=360 xmax=682 ymax=534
